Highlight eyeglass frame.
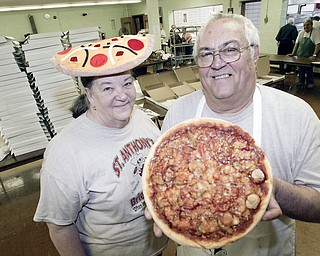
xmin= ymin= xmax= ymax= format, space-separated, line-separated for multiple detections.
xmin=195 ymin=44 xmax=254 ymax=68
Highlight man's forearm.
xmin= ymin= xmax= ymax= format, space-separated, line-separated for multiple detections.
xmin=275 ymin=178 xmax=320 ymax=223
xmin=47 ymin=222 xmax=86 ymax=256
xmin=314 ymin=44 xmax=320 ymax=56
xmin=290 ymin=44 xmax=298 ymax=55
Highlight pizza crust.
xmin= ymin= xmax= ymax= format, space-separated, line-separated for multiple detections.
xmin=143 ymin=118 xmax=273 ymax=249
xmin=51 ymin=34 xmax=154 ymax=77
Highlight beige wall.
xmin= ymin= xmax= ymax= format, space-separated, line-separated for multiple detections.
xmin=0 ymin=5 xmax=129 ymax=41
xmin=259 ymin=0 xmax=284 ymax=54
xmin=0 ymin=0 xmax=287 ymax=54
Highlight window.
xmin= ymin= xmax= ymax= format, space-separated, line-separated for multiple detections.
xmin=172 ymin=5 xmax=223 ymax=27
xmin=287 ymin=3 xmax=320 ymax=31
xmin=242 ymin=1 xmax=261 ymax=31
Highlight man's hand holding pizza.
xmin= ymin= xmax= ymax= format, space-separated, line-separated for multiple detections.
xmin=262 ymin=179 xmax=282 ymax=221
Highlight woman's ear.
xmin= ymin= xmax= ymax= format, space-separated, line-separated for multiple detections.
xmin=85 ymin=88 xmax=94 ymax=106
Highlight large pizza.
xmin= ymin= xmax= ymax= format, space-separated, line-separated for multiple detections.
xmin=142 ymin=118 xmax=273 ymax=249
xmin=52 ymin=34 xmax=154 ymax=77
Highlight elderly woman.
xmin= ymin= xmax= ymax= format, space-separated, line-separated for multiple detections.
xmin=34 ymin=35 xmax=168 ymax=255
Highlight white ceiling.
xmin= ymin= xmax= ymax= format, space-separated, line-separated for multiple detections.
xmin=0 ymin=0 xmax=139 ymax=9
xmin=0 ymin=0 xmax=100 ymax=7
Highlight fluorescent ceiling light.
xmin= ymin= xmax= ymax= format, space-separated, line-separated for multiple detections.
xmin=0 ymin=1 xmax=141 ymax=12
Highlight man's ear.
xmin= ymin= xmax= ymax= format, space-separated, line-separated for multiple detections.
xmin=253 ymin=45 xmax=260 ymax=64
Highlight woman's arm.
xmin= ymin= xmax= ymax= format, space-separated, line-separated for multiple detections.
xmin=47 ymin=222 xmax=86 ymax=256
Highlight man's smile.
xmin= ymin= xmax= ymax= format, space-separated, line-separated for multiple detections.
xmin=212 ymin=74 xmax=231 ymax=79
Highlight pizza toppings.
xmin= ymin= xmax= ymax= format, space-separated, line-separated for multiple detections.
xmin=143 ymin=118 xmax=272 ymax=249
xmin=251 ymin=168 xmax=266 ymax=183
xmin=246 ymin=193 xmax=261 ymax=209
xmin=90 ymin=53 xmax=108 ymax=67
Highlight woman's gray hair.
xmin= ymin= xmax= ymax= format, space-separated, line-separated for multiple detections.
xmin=193 ymin=13 xmax=260 ymax=59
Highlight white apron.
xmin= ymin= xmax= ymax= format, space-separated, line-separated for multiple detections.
xmin=177 ymin=87 xmax=295 ymax=256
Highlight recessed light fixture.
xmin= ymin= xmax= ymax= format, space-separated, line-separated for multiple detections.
xmin=0 ymin=1 xmax=141 ymax=12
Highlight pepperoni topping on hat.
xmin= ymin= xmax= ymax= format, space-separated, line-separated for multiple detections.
xmin=128 ymin=39 xmax=144 ymax=51
xmin=116 ymin=51 xmax=124 ymax=57
xmin=90 ymin=54 xmax=108 ymax=67
xmin=58 ymin=48 xmax=71 ymax=55
xmin=70 ymin=56 xmax=78 ymax=62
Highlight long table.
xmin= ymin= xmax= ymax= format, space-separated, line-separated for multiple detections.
xmin=262 ymin=54 xmax=320 ymax=90
xmin=263 ymin=54 xmax=320 ymax=69
xmin=266 ymin=54 xmax=317 ymax=67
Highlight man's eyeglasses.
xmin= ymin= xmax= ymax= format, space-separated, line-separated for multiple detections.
xmin=196 ymin=45 xmax=254 ymax=68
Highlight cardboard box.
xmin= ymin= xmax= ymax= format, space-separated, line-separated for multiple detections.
xmin=137 ymin=70 xmax=196 ymax=100
xmin=158 ymin=70 xmax=195 ymax=96
xmin=256 ymin=55 xmax=285 ymax=87
xmin=174 ymin=66 xmax=199 ymax=83
xmin=170 ymin=83 xmax=195 ymax=97
xmin=257 ymin=55 xmax=270 ymax=78
xmin=144 ymin=83 xmax=177 ymax=102
xmin=284 ymin=72 xmax=297 ymax=85
xmin=136 ymin=73 xmax=176 ymax=102
xmin=158 ymin=71 xmax=182 ymax=86
xmin=137 ymin=73 xmax=162 ymax=91
xmin=135 ymin=96 xmax=168 ymax=116
xmin=187 ymin=81 xmax=202 ymax=90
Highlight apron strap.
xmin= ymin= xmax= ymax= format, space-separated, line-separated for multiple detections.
xmin=195 ymin=87 xmax=262 ymax=146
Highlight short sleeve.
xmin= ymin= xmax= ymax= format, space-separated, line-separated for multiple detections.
xmin=33 ymin=169 xmax=86 ymax=225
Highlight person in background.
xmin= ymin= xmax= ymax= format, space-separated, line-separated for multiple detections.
xmin=312 ymin=16 xmax=320 ymax=30
xmin=147 ymin=13 xmax=320 ymax=256
xmin=169 ymin=26 xmax=183 ymax=68
xmin=160 ymin=23 xmax=167 ymax=41
xmin=288 ymin=19 xmax=320 ymax=88
xmin=182 ymin=27 xmax=193 ymax=65
xmin=160 ymin=23 xmax=168 ymax=53
xmin=118 ymin=27 xmax=129 ymax=36
xmin=33 ymin=35 xmax=168 ymax=256
xmin=275 ymin=17 xmax=298 ymax=73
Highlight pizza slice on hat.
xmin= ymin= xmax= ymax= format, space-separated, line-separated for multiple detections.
xmin=52 ymin=34 xmax=154 ymax=77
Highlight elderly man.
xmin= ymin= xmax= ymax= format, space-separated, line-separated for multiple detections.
xmin=276 ymin=17 xmax=298 ymax=55
xmin=275 ymin=17 xmax=298 ymax=73
xmin=147 ymin=13 xmax=320 ymax=256
xmin=288 ymin=19 xmax=320 ymax=88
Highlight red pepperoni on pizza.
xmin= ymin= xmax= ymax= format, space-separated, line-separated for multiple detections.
xmin=52 ymin=34 xmax=154 ymax=77
xmin=142 ymin=118 xmax=273 ymax=249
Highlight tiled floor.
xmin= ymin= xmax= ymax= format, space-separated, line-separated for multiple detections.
xmin=1 ymin=78 xmax=320 ymax=255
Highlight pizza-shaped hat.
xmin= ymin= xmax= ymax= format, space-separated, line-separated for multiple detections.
xmin=52 ymin=34 xmax=155 ymax=77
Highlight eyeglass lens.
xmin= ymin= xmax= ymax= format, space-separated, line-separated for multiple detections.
xmin=197 ymin=48 xmax=241 ymax=67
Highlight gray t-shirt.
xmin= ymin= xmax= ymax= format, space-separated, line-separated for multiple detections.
xmin=162 ymin=84 xmax=320 ymax=256
xmin=34 ymin=108 xmax=167 ymax=255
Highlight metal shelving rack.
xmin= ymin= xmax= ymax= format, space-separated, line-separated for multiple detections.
xmin=169 ymin=25 xmax=201 ymax=67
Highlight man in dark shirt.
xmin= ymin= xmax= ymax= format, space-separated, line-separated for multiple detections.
xmin=276 ymin=18 xmax=298 ymax=73
xmin=276 ymin=18 xmax=298 ymax=54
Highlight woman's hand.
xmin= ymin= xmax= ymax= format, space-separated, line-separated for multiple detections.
xmin=145 ymin=208 xmax=163 ymax=237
